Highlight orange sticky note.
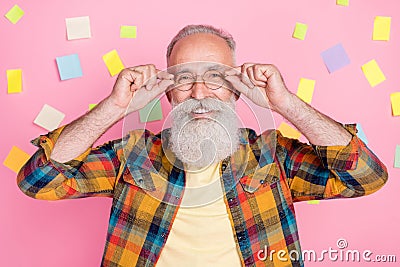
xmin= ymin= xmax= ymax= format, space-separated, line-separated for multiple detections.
xmin=7 ymin=69 xmax=22 ymax=93
xmin=3 ymin=146 xmax=30 ymax=173
xmin=278 ymin=122 xmax=301 ymax=139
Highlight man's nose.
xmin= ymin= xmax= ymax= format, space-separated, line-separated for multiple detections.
xmin=190 ymin=81 xmax=212 ymax=100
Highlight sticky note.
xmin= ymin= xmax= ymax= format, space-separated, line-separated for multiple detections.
xmin=373 ymin=16 xmax=391 ymax=41
xmin=3 ymin=146 xmax=30 ymax=173
xmin=89 ymin=104 xmax=97 ymax=110
xmin=336 ymin=0 xmax=349 ymax=6
xmin=361 ymin=59 xmax=386 ymax=87
xmin=356 ymin=124 xmax=368 ymax=144
xmin=120 ymin=26 xmax=137 ymax=38
xmin=390 ymin=92 xmax=400 ymax=116
xmin=5 ymin=5 xmax=24 ymax=24
xmin=7 ymin=69 xmax=22 ymax=93
xmin=307 ymin=200 xmax=320 ymax=205
xmin=139 ymin=99 xmax=163 ymax=123
xmin=297 ymin=78 xmax=315 ymax=104
xmin=277 ymin=122 xmax=301 ymax=139
xmin=56 ymin=54 xmax=83 ymax=80
xmin=65 ymin=16 xmax=91 ymax=40
xmin=103 ymin=49 xmax=125 ymax=76
xmin=395 ymin=145 xmax=400 ymax=168
xmin=321 ymin=43 xmax=350 ymax=73
xmin=34 ymin=104 xmax=65 ymax=131
xmin=292 ymin=23 xmax=308 ymax=40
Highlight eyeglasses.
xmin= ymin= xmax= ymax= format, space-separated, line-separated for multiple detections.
xmin=173 ymin=70 xmax=227 ymax=91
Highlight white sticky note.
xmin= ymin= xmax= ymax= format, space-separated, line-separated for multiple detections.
xmin=34 ymin=104 xmax=65 ymax=131
xmin=66 ymin=16 xmax=92 ymax=40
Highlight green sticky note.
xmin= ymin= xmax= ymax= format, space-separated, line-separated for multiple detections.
xmin=5 ymin=5 xmax=24 ymax=24
xmin=139 ymin=99 xmax=163 ymax=123
xmin=89 ymin=104 xmax=97 ymax=110
xmin=292 ymin=23 xmax=308 ymax=40
xmin=307 ymin=200 xmax=320 ymax=205
xmin=395 ymin=145 xmax=400 ymax=169
xmin=120 ymin=26 xmax=137 ymax=38
xmin=336 ymin=0 xmax=349 ymax=6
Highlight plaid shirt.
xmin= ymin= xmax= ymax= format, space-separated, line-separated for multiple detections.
xmin=17 ymin=124 xmax=387 ymax=267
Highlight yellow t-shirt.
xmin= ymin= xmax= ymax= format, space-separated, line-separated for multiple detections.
xmin=156 ymin=163 xmax=242 ymax=267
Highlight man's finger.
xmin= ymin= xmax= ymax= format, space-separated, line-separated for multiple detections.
xmin=157 ymin=69 xmax=174 ymax=80
xmin=247 ymin=65 xmax=266 ymax=87
xmin=146 ymin=65 xmax=158 ymax=91
xmin=224 ymin=75 xmax=250 ymax=96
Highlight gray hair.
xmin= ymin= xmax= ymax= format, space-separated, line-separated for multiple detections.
xmin=166 ymin=24 xmax=236 ymax=63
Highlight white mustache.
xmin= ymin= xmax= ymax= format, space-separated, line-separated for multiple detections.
xmin=173 ymin=98 xmax=231 ymax=114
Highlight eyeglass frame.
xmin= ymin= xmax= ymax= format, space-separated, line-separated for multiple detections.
xmin=172 ymin=69 xmax=230 ymax=92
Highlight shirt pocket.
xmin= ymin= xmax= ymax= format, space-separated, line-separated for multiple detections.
xmin=239 ymin=163 xmax=280 ymax=194
xmin=121 ymin=165 xmax=156 ymax=191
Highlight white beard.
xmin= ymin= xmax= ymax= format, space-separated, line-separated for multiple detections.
xmin=169 ymin=97 xmax=239 ymax=170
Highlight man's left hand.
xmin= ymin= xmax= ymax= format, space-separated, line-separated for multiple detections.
xmin=225 ymin=63 xmax=292 ymax=113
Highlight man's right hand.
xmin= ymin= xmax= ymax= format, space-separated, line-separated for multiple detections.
xmin=108 ymin=64 xmax=174 ymax=114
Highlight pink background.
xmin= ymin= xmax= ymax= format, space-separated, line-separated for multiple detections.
xmin=2 ymin=0 xmax=399 ymax=266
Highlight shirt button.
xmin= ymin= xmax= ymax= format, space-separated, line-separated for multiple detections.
xmin=259 ymin=180 xmax=265 ymax=184
xmin=221 ymin=163 xmax=227 ymax=171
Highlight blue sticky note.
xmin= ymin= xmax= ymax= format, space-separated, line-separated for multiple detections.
xmin=320 ymin=43 xmax=350 ymax=73
xmin=356 ymin=124 xmax=368 ymax=145
xmin=56 ymin=54 xmax=83 ymax=80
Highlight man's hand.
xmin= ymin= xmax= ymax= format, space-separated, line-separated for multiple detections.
xmin=225 ymin=63 xmax=291 ymax=113
xmin=108 ymin=64 xmax=174 ymax=114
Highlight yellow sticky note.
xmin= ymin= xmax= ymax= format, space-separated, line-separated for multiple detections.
xmin=297 ymin=78 xmax=315 ymax=104
xmin=307 ymin=200 xmax=320 ymax=205
xmin=336 ymin=0 xmax=349 ymax=6
xmin=361 ymin=60 xmax=386 ymax=87
xmin=373 ymin=16 xmax=391 ymax=41
xmin=292 ymin=23 xmax=308 ymax=40
xmin=89 ymin=104 xmax=97 ymax=110
xmin=278 ymin=122 xmax=301 ymax=139
xmin=5 ymin=5 xmax=24 ymax=24
xmin=120 ymin=26 xmax=137 ymax=38
xmin=390 ymin=92 xmax=400 ymax=116
xmin=3 ymin=146 xmax=30 ymax=173
xmin=103 ymin=49 xmax=125 ymax=77
xmin=7 ymin=69 xmax=22 ymax=93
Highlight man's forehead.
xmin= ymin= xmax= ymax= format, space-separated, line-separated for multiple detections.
xmin=167 ymin=62 xmax=230 ymax=74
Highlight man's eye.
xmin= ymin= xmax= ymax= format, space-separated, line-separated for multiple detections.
xmin=177 ymin=74 xmax=193 ymax=83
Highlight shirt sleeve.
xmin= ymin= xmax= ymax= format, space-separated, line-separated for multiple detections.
xmin=16 ymin=126 xmax=125 ymax=200
xmin=276 ymin=124 xmax=388 ymax=202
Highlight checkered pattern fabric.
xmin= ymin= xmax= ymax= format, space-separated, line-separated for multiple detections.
xmin=17 ymin=124 xmax=387 ymax=266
